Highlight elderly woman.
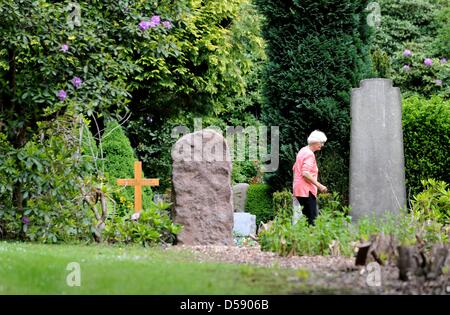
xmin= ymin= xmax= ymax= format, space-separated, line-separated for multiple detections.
xmin=292 ymin=130 xmax=328 ymax=225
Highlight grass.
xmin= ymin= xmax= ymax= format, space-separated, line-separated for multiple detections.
xmin=0 ymin=242 xmax=321 ymax=295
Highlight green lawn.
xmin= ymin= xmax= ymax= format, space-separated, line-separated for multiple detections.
xmin=0 ymin=242 xmax=315 ymax=295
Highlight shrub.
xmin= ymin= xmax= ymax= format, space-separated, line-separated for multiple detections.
xmin=103 ymin=202 xmax=181 ymax=246
xmin=101 ymin=120 xmax=153 ymax=215
xmin=245 ymin=183 xmax=274 ymax=225
xmin=402 ymin=96 xmax=450 ymax=194
xmin=369 ymin=0 xmax=449 ymax=98
xmin=411 ymin=179 xmax=450 ymax=225
xmin=391 ymin=48 xmax=449 ymax=99
xmin=232 ymin=160 xmax=260 ymax=184
xmin=260 ymin=188 xmax=448 ymax=257
xmin=259 ymin=209 xmax=354 ymax=257
xmin=318 ymin=192 xmax=351 ymax=216
xmin=255 ymin=0 xmax=372 ymax=196
xmin=0 ymin=118 xmax=95 ymax=243
xmin=272 ymin=190 xmax=293 ymax=219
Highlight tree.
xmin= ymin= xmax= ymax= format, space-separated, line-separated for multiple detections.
xmin=0 ymin=0 xmax=260 ymax=212
xmin=255 ymin=0 xmax=372 ymax=197
xmin=125 ymin=0 xmax=267 ymax=190
xmin=0 ymin=1 xmax=133 ymax=212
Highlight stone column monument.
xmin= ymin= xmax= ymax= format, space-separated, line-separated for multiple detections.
xmin=350 ymin=79 xmax=406 ymax=221
xmin=171 ymin=129 xmax=234 ymax=245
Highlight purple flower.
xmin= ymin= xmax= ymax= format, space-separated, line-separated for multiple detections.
xmin=424 ymin=58 xmax=433 ymax=66
xmin=60 ymin=44 xmax=69 ymax=53
xmin=435 ymin=79 xmax=443 ymax=86
xmin=440 ymin=58 xmax=448 ymax=64
xmin=403 ymin=49 xmax=412 ymax=57
xmin=403 ymin=64 xmax=411 ymax=72
xmin=139 ymin=21 xmax=151 ymax=30
xmin=58 ymin=90 xmax=67 ymax=101
xmin=71 ymin=76 xmax=82 ymax=89
xmin=162 ymin=21 xmax=172 ymax=29
xmin=21 ymin=216 xmax=30 ymax=225
xmin=151 ymin=15 xmax=161 ymax=25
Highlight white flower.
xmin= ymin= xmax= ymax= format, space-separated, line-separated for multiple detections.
xmin=131 ymin=212 xmax=141 ymax=221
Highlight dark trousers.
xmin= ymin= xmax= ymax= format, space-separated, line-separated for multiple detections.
xmin=296 ymin=192 xmax=317 ymax=225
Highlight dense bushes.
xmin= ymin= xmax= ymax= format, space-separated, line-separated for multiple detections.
xmin=255 ymin=0 xmax=372 ymax=197
xmin=370 ymin=0 xmax=449 ymax=98
xmin=402 ymin=96 xmax=450 ymax=194
xmin=245 ymin=183 xmax=274 ymax=225
xmin=126 ymin=1 xmax=266 ymax=191
xmin=0 ymin=117 xmax=95 ymax=243
xmin=410 ymin=179 xmax=450 ymax=225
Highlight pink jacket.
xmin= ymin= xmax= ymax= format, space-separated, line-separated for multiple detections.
xmin=292 ymin=146 xmax=318 ymax=197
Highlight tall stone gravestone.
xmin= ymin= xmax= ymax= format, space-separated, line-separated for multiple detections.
xmin=171 ymin=129 xmax=234 ymax=245
xmin=350 ymin=79 xmax=406 ymax=221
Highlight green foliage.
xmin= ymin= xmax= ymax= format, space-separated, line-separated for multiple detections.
xmin=255 ymin=0 xmax=372 ymax=196
xmin=356 ymin=208 xmax=448 ymax=247
xmin=101 ymin=120 xmax=153 ymax=214
xmin=356 ymin=211 xmax=417 ymax=245
xmin=259 ymin=209 xmax=354 ymax=257
xmin=80 ymin=120 xmax=99 ymax=163
xmin=402 ymin=96 xmax=450 ymax=193
xmin=318 ymin=192 xmax=351 ymax=216
xmin=371 ymin=48 xmax=391 ymax=78
xmin=232 ymin=160 xmax=260 ymax=184
xmin=371 ymin=0 xmax=441 ymax=56
xmin=0 ymin=117 xmax=95 ymax=243
xmin=272 ymin=190 xmax=292 ymax=219
xmin=103 ymin=202 xmax=181 ymax=246
xmin=432 ymin=6 xmax=450 ymax=57
xmin=126 ymin=0 xmax=266 ymax=191
xmin=411 ymin=179 xmax=450 ymax=225
xmin=0 ymin=0 xmax=133 ymax=146
xmin=370 ymin=0 xmax=449 ymax=98
xmin=245 ymin=183 xmax=273 ymax=225
xmin=1 ymin=0 xmax=263 ymax=243
xmin=260 ymin=190 xmax=448 ymax=257
xmin=102 ymin=120 xmax=135 ymax=180
xmin=391 ymin=48 xmax=449 ymax=99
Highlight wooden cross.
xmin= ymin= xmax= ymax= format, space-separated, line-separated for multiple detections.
xmin=116 ymin=161 xmax=159 ymax=213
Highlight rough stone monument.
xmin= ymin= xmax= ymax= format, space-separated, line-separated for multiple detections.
xmin=350 ymin=79 xmax=406 ymax=221
xmin=171 ymin=129 xmax=234 ymax=245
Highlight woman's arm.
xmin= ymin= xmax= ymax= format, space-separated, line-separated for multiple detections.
xmin=302 ymin=171 xmax=328 ymax=192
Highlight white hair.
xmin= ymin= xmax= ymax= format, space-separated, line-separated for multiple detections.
xmin=307 ymin=130 xmax=327 ymax=144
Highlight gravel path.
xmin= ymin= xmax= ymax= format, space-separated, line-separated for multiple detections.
xmin=168 ymin=244 xmax=450 ymax=295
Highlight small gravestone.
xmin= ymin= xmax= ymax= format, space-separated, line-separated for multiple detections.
xmin=233 ymin=212 xmax=256 ymax=236
xmin=350 ymin=79 xmax=406 ymax=221
xmin=171 ymin=129 xmax=234 ymax=245
xmin=232 ymin=183 xmax=249 ymax=212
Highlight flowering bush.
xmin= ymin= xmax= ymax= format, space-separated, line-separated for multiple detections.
xmin=391 ymin=48 xmax=449 ymax=98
